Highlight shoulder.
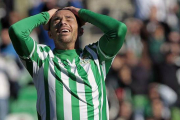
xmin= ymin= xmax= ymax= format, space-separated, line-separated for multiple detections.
xmin=36 ymin=44 xmax=54 ymax=59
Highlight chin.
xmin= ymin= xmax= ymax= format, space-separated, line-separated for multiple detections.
xmin=59 ymin=37 xmax=72 ymax=43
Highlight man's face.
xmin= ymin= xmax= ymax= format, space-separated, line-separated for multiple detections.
xmin=49 ymin=10 xmax=79 ymax=45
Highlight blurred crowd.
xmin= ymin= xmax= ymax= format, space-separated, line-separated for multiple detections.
xmin=0 ymin=0 xmax=180 ymax=120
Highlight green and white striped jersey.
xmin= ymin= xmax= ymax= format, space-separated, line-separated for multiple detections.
xmin=20 ymin=41 xmax=113 ymax=120
xmin=9 ymin=9 xmax=127 ymax=120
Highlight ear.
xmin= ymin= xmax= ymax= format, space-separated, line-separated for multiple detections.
xmin=48 ymin=31 xmax=52 ymax=39
xmin=78 ymin=28 xmax=84 ymax=36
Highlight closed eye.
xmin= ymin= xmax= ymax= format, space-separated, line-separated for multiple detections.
xmin=53 ymin=17 xmax=60 ymax=24
xmin=65 ymin=16 xmax=74 ymax=20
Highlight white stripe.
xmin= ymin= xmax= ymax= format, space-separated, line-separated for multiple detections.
xmin=81 ymin=60 xmax=100 ymax=120
xmin=106 ymin=96 xmax=109 ymax=120
xmin=85 ymin=46 xmax=104 ymax=120
xmin=33 ymin=64 xmax=46 ymax=120
xmin=100 ymin=79 xmax=104 ymax=120
xmin=59 ymin=59 xmax=72 ymax=120
xmin=101 ymin=61 xmax=106 ymax=80
xmin=71 ymin=59 xmax=88 ymax=120
xmin=36 ymin=45 xmax=49 ymax=60
xmin=85 ymin=46 xmax=101 ymax=75
xmin=48 ymin=58 xmax=57 ymax=120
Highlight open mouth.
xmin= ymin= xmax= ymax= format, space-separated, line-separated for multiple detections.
xmin=58 ymin=27 xmax=71 ymax=34
xmin=61 ymin=29 xmax=70 ymax=33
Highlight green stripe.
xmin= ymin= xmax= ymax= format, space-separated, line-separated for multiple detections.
xmin=44 ymin=58 xmax=50 ymax=120
xmin=89 ymin=43 xmax=109 ymax=120
xmin=100 ymin=65 xmax=107 ymax=120
xmin=31 ymin=45 xmax=50 ymax=67
xmin=76 ymin=57 xmax=94 ymax=120
xmin=69 ymin=68 xmax=80 ymax=120
xmin=89 ymin=60 xmax=102 ymax=120
xmin=30 ymin=41 xmax=38 ymax=61
xmin=63 ymin=61 xmax=80 ymax=120
xmin=40 ymin=45 xmax=51 ymax=53
xmin=29 ymin=44 xmax=45 ymax=69
xmin=30 ymin=42 xmax=41 ymax=65
xmin=85 ymin=48 xmax=103 ymax=120
xmin=53 ymin=56 xmax=64 ymax=120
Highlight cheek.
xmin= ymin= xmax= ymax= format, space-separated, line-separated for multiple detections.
xmin=71 ymin=25 xmax=78 ymax=36
xmin=74 ymin=25 xmax=79 ymax=35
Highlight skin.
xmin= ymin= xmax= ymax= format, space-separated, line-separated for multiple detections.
xmin=47 ymin=7 xmax=83 ymax=50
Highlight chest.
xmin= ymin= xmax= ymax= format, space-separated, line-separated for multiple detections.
xmin=45 ymin=57 xmax=101 ymax=92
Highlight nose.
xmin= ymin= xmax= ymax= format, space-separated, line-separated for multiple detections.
xmin=60 ymin=18 xmax=67 ymax=26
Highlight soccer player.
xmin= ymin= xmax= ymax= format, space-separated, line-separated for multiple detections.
xmin=9 ymin=6 xmax=127 ymax=120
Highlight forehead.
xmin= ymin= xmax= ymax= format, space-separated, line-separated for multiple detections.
xmin=53 ymin=10 xmax=76 ymax=18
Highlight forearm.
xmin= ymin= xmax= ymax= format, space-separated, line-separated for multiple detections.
xmin=78 ymin=9 xmax=127 ymax=57
xmin=8 ymin=12 xmax=49 ymax=57
xmin=78 ymin=9 xmax=122 ymax=33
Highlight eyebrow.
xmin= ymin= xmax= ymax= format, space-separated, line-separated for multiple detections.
xmin=65 ymin=15 xmax=74 ymax=19
xmin=52 ymin=17 xmax=59 ymax=22
xmin=52 ymin=15 xmax=74 ymax=21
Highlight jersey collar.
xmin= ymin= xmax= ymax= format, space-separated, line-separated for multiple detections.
xmin=53 ymin=48 xmax=82 ymax=63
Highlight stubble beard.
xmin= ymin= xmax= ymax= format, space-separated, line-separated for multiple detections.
xmin=54 ymin=32 xmax=78 ymax=49
xmin=58 ymin=35 xmax=73 ymax=44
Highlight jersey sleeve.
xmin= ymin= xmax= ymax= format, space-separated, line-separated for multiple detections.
xmin=78 ymin=9 xmax=127 ymax=60
xmin=8 ymin=12 xmax=50 ymax=76
xmin=79 ymin=9 xmax=127 ymax=74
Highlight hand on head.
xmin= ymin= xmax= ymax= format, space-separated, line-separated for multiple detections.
xmin=43 ymin=8 xmax=59 ymax=30
xmin=63 ymin=6 xmax=86 ymax=27
xmin=43 ymin=6 xmax=86 ymax=31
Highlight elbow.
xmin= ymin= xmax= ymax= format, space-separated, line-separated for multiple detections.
xmin=112 ymin=22 xmax=127 ymax=47
xmin=120 ymin=23 xmax=127 ymax=33
xmin=8 ymin=25 xmax=15 ymax=41
xmin=9 ymin=24 xmax=22 ymax=41
xmin=117 ymin=22 xmax=127 ymax=39
xmin=9 ymin=25 xmax=15 ymax=36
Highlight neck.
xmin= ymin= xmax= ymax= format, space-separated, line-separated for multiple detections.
xmin=55 ymin=43 xmax=75 ymax=50
xmin=54 ymin=39 xmax=80 ymax=50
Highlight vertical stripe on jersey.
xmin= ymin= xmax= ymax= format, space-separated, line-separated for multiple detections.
xmin=66 ymin=60 xmax=80 ymax=120
xmin=80 ymin=60 xmax=101 ymax=120
xmin=53 ymin=56 xmax=64 ymax=120
xmin=60 ymin=62 xmax=72 ymax=120
xmin=33 ymin=64 xmax=47 ymax=120
xmin=76 ymin=57 xmax=94 ymax=120
xmin=101 ymin=61 xmax=106 ymax=79
xmin=72 ymin=59 xmax=88 ymax=120
xmin=85 ymin=46 xmax=103 ymax=120
xmin=89 ymin=61 xmax=103 ymax=120
xmin=100 ymin=66 xmax=107 ymax=120
xmin=106 ymin=96 xmax=109 ymax=120
xmin=87 ymin=44 xmax=110 ymax=120
xmin=44 ymin=58 xmax=50 ymax=120
xmin=48 ymin=58 xmax=57 ymax=120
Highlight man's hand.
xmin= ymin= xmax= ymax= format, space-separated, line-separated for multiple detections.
xmin=63 ymin=6 xmax=80 ymax=16
xmin=43 ymin=8 xmax=58 ymax=31
xmin=44 ymin=6 xmax=86 ymax=31
xmin=63 ymin=6 xmax=86 ymax=26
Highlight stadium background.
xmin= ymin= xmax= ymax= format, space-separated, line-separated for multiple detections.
xmin=0 ymin=0 xmax=180 ymax=120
